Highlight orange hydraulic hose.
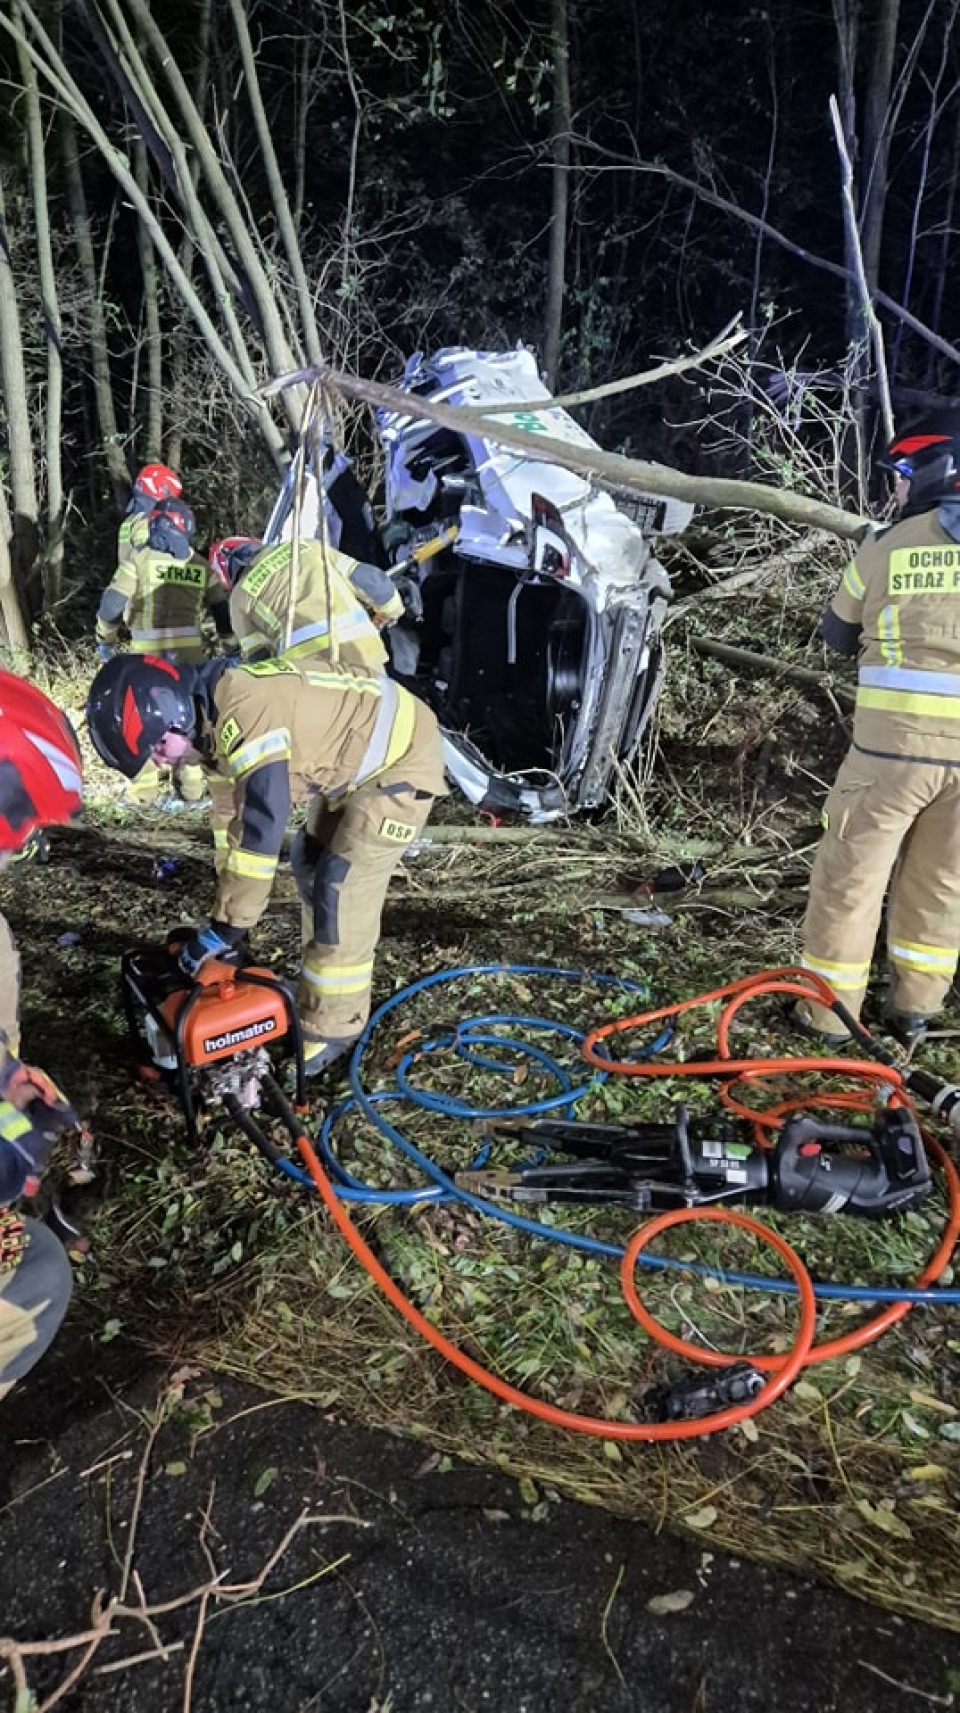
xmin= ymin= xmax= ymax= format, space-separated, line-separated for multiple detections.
xmin=583 ymin=964 xmax=960 ymax=1366
xmin=297 ymin=1133 xmax=817 ymax=1440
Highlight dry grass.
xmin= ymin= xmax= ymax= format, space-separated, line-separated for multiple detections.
xmin=9 ymin=548 xmax=960 ymax=1632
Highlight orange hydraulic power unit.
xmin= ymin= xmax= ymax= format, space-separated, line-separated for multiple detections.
xmin=121 ymin=941 xmax=306 ymax=1143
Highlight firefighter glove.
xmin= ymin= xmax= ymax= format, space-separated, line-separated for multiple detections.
xmin=177 ymin=921 xmax=243 ymax=978
xmin=0 ymin=1064 xmax=79 ymax=1201
xmin=96 ymin=643 xmax=115 ymax=663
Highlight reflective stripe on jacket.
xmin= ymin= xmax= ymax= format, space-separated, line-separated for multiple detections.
xmin=96 ymin=547 xmax=228 ymax=662
xmin=116 ymin=511 xmax=150 ymax=568
xmin=204 ymin=658 xmax=444 ymax=928
xmin=229 ymin=540 xmax=401 ymax=671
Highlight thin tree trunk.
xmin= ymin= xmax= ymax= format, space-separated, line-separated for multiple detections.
xmin=108 ymin=0 xmax=307 ymax=425
xmin=133 ymin=138 xmax=163 ymax=457
xmin=0 ymin=172 xmax=41 ymax=623
xmin=543 ymin=0 xmax=570 ymax=390
xmin=14 ymin=0 xmax=63 ymax=609
xmin=925 ymin=93 xmax=960 ymax=388
xmin=5 ymin=7 xmax=289 ymax=466
xmin=858 ymin=0 xmax=901 ymax=294
xmin=227 ymin=0 xmax=324 ymax=367
xmin=60 ymin=117 xmax=129 ymax=504
xmin=297 ymin=361 xmax=869 ymax=538
xmin=165 ymin=0 xmax=211 ymax=476
xmin=93 ymin=0 xmax=269 ymax=404
xmin=0 ymin=466 xmax=32 ymax=656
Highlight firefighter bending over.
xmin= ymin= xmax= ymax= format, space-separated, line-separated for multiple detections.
xmin=0 ymin=675 xmax=84 ymax=1399
xmin=210 ymin=535 xmax=405 ymax=671
xmin=85 ymin=654 xmax=446 ymax=1076
xmin=795 ymin=413 xmax=960 ymax=1046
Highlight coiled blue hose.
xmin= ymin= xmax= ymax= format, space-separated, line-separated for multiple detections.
xmin=272 ymin=962 xmax=960 ymax=1307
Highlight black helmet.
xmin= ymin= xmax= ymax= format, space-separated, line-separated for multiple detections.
xmin=86 ymin=656 xmax=197 ymax=778
xmin=225 ymin=538 xmax=263 ymax=587
xmin=878 ymin=411 xmax=960 ymax=513
xmin=148 ymin=499 xmax=197 ymax=561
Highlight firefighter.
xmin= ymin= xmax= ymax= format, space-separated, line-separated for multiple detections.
xmin=207 ymin=536 xmax=412 ymax=893
xmin=95 ymin=499 xmax=235 ymax=808
xmin=211 ymin=535 xmax=405 ymax=671
xmin=85 ymin=653 xmax=447 ymax=1075
xmin=0 ymin=673 xmax=84 ymax=1399
xmin=117 ymin=461 xmax=183 ymax=566
xmin=795 ymin=412 xmax=960 ymax=1046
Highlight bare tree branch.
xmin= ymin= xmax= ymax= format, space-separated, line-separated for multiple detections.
xmin=264 ymin=363 xmax=868 ymax=538
xmin=570 ymin=134 xmax=960 ymax=369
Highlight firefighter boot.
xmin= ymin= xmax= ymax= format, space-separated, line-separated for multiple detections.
xmin=302 ymin=1035 xmax=360 ymax=1078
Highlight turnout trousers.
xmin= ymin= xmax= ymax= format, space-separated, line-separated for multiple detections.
xmin=0 ymin=1219 xmax=73 ymax=1399
xmin=292 ymin=711 xmax=440 ymax=1044
xmin=0 ymin=913 xmax=21 ymax=1054
xmin=800 ymin=749 xmax=960 ymax=1034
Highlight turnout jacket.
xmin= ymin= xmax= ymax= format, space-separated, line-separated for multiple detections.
xmin=822 ymin=507 xmax=960 ymax=763
xmin=229 ymin=539 xmax=403 ymax=670
xmin=198 ymin=658 xmax=445 ymax=930
xmin=116 ymin=509 xmax=150 ymax=567
xmin=96 ymin=545 xmax=230 ymax=662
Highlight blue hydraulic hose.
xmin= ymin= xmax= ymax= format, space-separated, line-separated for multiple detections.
xmin=271 ymin=962 xmax=960 ymax=1307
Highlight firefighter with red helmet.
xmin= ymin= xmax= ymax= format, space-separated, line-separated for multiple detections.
xmin=796 ymin=412 xmax=960 ymax=1045
xmin=212 ymin=535 xmax=405 ymax=671
xmin=0 ymin=674 xmax=84 ymax=1399
xmin=116 ymin=462 xmax=183 ymax=567
xmin=96 ymin=499 xmax=236 ymax=807
xmin=85 ymin=652 xmax=446 ymax=1076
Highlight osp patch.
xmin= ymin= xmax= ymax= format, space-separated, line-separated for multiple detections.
xmin=379 ymin=817 xmax=416 ymax=844
xmin=219 ymin=716 xmax=242 ymax=756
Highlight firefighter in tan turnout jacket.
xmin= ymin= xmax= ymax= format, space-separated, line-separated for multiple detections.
xmin=796 ymin=413 xmax=960 ymax=1045
xmin=213 ymin=535 xmax=404 ymax=671
xmin=115 ymin=461 xmax=183 ymax=570
xmin=86 ymin=653 xmax=446 ymax=1076
xmin=96 ymin=500 xmax=235 ymax=807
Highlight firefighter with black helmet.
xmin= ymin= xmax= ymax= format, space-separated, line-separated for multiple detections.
xmin=0 ymin=674 xmax=84 ymax=1399
xmin=795 ymin=412 xmax=960 ymax=1046
xmin=85 ymin=652 xmax=446 ymax=1076
xmin=95 ymin=499 xmax=235 ymax=808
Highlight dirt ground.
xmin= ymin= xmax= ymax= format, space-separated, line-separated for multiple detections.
xmin=2 ymin=1331 xmax=959 ymax=1713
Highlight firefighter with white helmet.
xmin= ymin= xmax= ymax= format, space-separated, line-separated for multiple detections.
xmin=0 ymin=674 xmax=84 ymax=1399
xmin=796 ymin=412 xmax=960 ymax=1045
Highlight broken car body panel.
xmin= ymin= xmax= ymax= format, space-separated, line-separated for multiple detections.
xmin=264 ymin=346 xmax=694 ymax=821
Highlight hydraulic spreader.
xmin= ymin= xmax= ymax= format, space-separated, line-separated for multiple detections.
xmin=460 ymin=1104 xmax=932 ymax=1219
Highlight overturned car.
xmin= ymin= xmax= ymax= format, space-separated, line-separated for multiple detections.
xmin=264 ymin=346 xmax=693 ymax=821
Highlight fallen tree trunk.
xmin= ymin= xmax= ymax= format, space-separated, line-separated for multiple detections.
xmin=264 ymin=364 xmax=869 ymax=540
xmin=687 ymin=637 xmax=856 ymax=705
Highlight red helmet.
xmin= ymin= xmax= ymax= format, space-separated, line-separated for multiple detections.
xmin=134 ymin=463 xmax=182 ymax=502
xmin=209 ymin=536 xmax=260 ymax=590
xmin=0 ymin=672 xmax=83 ymax=851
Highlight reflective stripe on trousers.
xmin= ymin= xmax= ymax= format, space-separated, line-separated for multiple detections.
xmin=800 ymin=750 xmax=960 ymax=1033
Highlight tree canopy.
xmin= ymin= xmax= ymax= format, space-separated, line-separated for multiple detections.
xmin=0 ymin=0 xmax=957 ymax=644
